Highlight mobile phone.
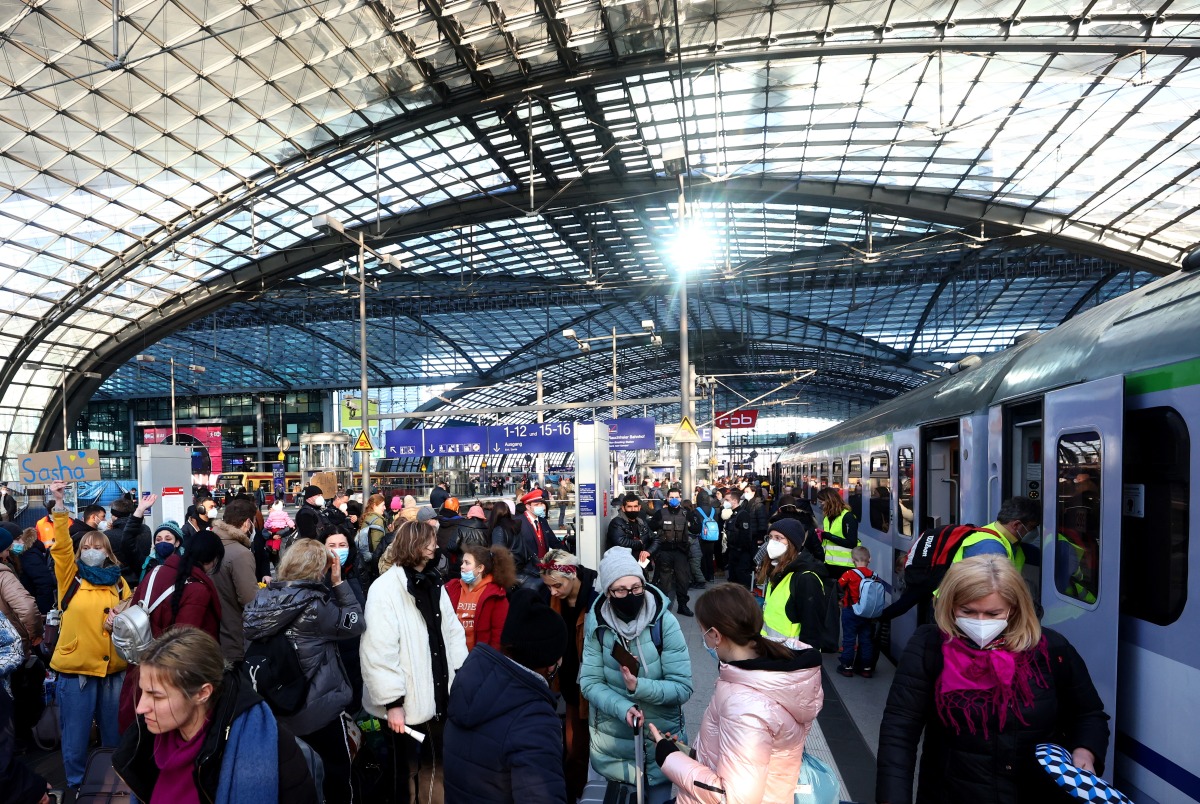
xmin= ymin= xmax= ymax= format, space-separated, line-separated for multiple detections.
xmin=611 ymin=641 xmax=640 ymax=675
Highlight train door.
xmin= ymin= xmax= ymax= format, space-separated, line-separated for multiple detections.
xmin=919 ymin=422 xmax=959 ymax=533
xmin=1042 ymin=377 xmax=1122 ymax=780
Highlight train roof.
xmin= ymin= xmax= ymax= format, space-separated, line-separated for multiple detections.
xmin=784 ymin=268 xmax=1200 ymax=458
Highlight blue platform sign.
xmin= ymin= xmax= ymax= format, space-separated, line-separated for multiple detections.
xmin=385 ymin=430 xmax=425 ymax=458
xmin=608 ymin=417 xmax=655 ymax=450
xmin=272 ymin=463 xmax=285 ymax=496
xmin=578 ymin=482 xmax=597 ymax=516
xmin=487 ymin=422 xmax=574 ymax=455
xmin=424 ymin=426 xmax=487 ymax=456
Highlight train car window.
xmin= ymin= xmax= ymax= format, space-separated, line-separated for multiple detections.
xmin=1122 ymin=407 xmax=1189 ymax=625
xmin=832 ymin=460 xmax=844 ymax=488
xmin=819 ymin=461 xmax=829 ymax=489
xmin=1055 ymin=432 xmax=1102 ymax=604
xmin=898 ymin=447 xmax=915 ymax=537
xmin=869 ymin=451 xmax=892 ymax=532
xmin=848 ymin=456 xmax=863 ymax=521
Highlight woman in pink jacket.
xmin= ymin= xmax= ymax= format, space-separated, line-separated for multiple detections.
xmin=649 ymin=583 xmax=824 ymax=803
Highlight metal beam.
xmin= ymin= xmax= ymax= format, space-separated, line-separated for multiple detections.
xmin=367 ymin=396 xmax=682 ymax=420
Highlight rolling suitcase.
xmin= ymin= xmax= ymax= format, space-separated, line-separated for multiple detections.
xmin=577 ymin=718 xmax=646 ymax=804
xmin=75 ymin=748 xmax=132 ymax=802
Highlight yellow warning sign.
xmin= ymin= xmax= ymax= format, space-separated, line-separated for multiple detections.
xmin=671 ymin=416 xmax=700 ymax=444
xmin=352 ymin=430 xmax=375 ymax=452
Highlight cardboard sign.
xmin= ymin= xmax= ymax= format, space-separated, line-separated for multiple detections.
xmin=310 ymin=471 xmax=338 ymax=499
xmin=18 ymin=450 xmax=102 ymax=483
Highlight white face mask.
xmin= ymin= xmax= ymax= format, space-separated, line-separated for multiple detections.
xmin=80 ymin=548 xmax=107 ymax=567
xmin=338 ymin=503 xmax=348 ymax=513
xmin=312 ymin=496 xmax=325 ymax=508
xmin=96 ymin=520 xmax=110 ymax=532
xmin=723 ymin=500 xmax=733 ymax=510
xmin=766 ymin=540 xmax=788 ymax=560
xmin=956 ymin=617 xmax=1008 ymax=648
xmin=743 ymin=490 xmax=755 ymax=501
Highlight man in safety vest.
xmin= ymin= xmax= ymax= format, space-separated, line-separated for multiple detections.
xmin=950 ymin=495 xmax=1041 ymax=571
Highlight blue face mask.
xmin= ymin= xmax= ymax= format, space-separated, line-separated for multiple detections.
xmin=460 ymin=569 xmax=477 ymax=585
xmin=701 ymin=628 xmax=720 ymax=664
xmin=668 ymin=498 xmax=680 ymax=508
xmin=154 ymin=542 xmax=175 ymax=561
xmin=10 ymin=543 xmax=24 ymax=556
xmin=335 ymin=547 xmax=349 ymax=566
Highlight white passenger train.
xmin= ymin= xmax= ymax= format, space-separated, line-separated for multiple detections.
xmin=778 ymin=264 xmax=1200 ymax=803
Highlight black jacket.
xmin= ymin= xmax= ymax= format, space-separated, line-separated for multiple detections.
xmin=294 ymin=501 xmax=329 ymax=541
xmin=0 ymin=685 xmax=46 ymax=804
xmin=443 ymin=643 xmax=567 ymax=804
xmin=725 ymin=501 xmax=766 ymax=551
xmin=606 ymin=514 xmax=658 ymax=558
xmin=114 ymin=669 xmax=319 ymax=804
xmin=876 ymin=625 xmax=1109 ymax=804
xmin=114 ymin=514 xmax=153 ymax=587
xmin=17 ymin=541 xmax=54 ymax=614
xmin=430 ymin=486 xmax=450 ymax=511
xmin=649 ymin=505 xmax=692 ymax=550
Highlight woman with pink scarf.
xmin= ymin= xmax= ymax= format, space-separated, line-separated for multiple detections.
xmin=876 ymin=555 xmax=1108 ymax=804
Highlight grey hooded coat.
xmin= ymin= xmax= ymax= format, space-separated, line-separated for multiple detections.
xmin=242 ymin=579 xmax=366 ymax=736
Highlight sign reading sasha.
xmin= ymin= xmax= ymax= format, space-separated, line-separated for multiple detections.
xmin=18 ymin=450 xmax=102 ymax=483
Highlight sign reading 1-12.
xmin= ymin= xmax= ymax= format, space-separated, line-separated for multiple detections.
xmin=498 ymin=422 xmax=573 ymax=439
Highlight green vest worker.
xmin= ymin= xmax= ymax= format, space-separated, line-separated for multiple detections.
xmin=817 ymin=488 xmax=858 ymax=573
xmin=757 ymin=520 xmax=826 ymax=642
xmin=950 ymin=496 xmax=1041 ymax=572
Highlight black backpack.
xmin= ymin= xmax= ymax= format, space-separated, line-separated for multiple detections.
xmin=904 ymin=523 xmax=996 ymax=588
xmin=242 ymin=622 xmax=308 ymax=716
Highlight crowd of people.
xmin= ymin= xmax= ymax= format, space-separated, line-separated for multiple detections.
xmin=0 ymin=476 xmax=1112 ymax=804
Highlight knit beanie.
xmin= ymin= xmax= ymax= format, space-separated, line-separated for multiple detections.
xmin=467 ymin=505 xmax=485 ymax=520
xmin=389 ymin=495 xmax=403 ymax=512
xmin=501 ymin=589 xmax=567 ymax=670
xmin=154 ymin=520 xmax=184 ymax=542
xmin=417 ymin=506 xmax=438 ymax=523
xmin=598 ymin=545 xmax=644 ymax=593
xmin=0 ymin=524 xmax=16 ymax=553
xmin=768 ymin=518 xmax=807 ymax=551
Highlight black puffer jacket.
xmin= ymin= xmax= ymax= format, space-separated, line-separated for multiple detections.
xmin=605 ymin=515 xmax=658 ymax=558
xmin=443 ymin=643 xmax=566 ymax=804
xmin=876 ymin=624 xmax=1109 ymax=804
xmin=242 ymin=579 xmax=366 ymax=736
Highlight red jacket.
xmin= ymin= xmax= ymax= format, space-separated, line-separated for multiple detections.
xmin=445 ymin=579 xmax=509 ymax=651
xmin=118 ymin=554 xmax=223 ymax=731
xmin=837 ymin=566 xmax=874 ymax=608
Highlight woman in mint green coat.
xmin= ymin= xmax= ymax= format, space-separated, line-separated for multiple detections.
xmin=581 ymin=547 xmax=693 ymax=803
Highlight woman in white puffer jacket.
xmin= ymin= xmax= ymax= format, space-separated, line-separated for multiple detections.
xmin=649 ymin=583 xmax=824 ymax=804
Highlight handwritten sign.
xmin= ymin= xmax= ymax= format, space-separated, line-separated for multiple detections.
xmin=18 ymin=450 xmax=102 ymax=483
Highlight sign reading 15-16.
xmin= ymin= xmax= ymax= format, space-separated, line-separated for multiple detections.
xmin=491 ymin=422 xmax=573 ymax=454
xmin=18 ymin=450 xmax=102 ymax=483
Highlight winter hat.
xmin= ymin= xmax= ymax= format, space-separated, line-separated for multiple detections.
xmin=0 ymin=525 xmax=15 ymax=553
xmin=389 ymin=495 xmax=403 ymax=512
xmin=598 ymin=545 xmax=644 ymax=593
xmin=154 ymin=520 xmax=184 ymax=543
xmin=466 ymin=504 xmax=486 ymax=520
xmin=520 ymin=488 xmax=547 ymax=505
xmin=403 ymin=494 xmax=416 ymax=508
xmin=271 ymin=501 xmax=284 ymax=512
xmin=417 ymin=506 xmax=438 ymax=523
xmin=441 ymin=497 xmax=460 ymax=515
xmin=769 ymin=518 xmax=806 ymax=552
xmin=501 ymin=589 xmax=568 ymax=670
xmin=302 ymin=485 xmax=324 ymax=501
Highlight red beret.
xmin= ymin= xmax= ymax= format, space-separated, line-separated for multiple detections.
xmin=520 ymin=489 xmax=547 ymax=504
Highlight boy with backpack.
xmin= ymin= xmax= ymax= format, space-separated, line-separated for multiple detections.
xmin=836 ymin=546 xmax=883 ymax=678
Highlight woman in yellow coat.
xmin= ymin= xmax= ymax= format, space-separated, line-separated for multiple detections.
xmin=46 ymin=481 xmax=131 ymax=789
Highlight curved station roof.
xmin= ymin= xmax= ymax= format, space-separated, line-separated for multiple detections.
xmin=2 ymin=0 xmax=1197 ymax=468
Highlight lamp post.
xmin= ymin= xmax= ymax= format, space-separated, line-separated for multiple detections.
xmin=313 ymin=214 xmax=403 ymax=501
xmin=135 ymin=355 xmax=205 ymax=441
xmin=563 ymin=321 xmax=660 ymax=420
xmin=663 ymin=144 xmax=696 ymax=496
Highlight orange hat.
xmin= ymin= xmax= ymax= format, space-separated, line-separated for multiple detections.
xmin=442 ymin=497 xmax=460 ymax=514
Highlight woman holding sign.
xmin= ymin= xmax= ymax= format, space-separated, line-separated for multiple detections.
xmin=46 ymin=480 xmax=132 ymax=790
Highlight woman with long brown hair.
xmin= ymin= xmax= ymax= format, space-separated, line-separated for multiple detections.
xmin=754 ymin=520 xmax=826 ymax=645
xmin=816 ymin=487 xmax=858 ymax=651
xmin=445 ymin=544 xmax=516 ymax=651
xmin=649 ymin=583 xmax=823 ymax=803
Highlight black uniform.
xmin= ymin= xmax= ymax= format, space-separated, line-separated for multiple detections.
xmin=725 ymin=499 xmax=766 ymax=587
xmin=649 ymin=503 xmax=692 ymax=612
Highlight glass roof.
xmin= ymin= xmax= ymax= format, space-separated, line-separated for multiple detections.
xmin=1 ymin=0 xmax=1194 ymax=469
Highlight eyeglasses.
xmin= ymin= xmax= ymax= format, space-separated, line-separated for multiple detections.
xmin=609 ymin=584 xmax=644 ymax=598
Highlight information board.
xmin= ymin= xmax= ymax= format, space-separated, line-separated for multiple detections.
xmin=424 ymin=426 xmax=487 ymax=456
xmin=578 ymin=482 xmax=597 ymax=516
xmin=385 ymin=430 xmax=425 ymax=458
xmin=607 ymin=417 xmax=655 ymax=450
xmin=488 ymin=422 xmax=574 ymax=454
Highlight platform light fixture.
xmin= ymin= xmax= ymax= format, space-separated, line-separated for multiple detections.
xmin=563 ymin=322 xmax=658 ymax=418
xmin=133 ymin=355 xmax=205 ymax=441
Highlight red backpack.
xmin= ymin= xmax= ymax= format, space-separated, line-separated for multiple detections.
xmin=903 ymin=524 xmax=999 ymax=588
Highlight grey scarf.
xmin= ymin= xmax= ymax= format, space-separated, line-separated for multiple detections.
xmin=601 ymin=591 xmax=659 ymax=645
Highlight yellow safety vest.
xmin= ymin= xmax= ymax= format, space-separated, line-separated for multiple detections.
xmin=1056 ymin=532 xmax=1097 ymax=604
xmin=822 ymin=510 xmax=854 ymax=568
xmin=951 ymin=524 xmax=1025 ymax=571
xmin=762 ymin=570 xmax=823 ymax=640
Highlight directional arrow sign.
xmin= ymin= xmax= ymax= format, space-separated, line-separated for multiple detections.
xmin=385 ymin=430 xmax=425 ymax=457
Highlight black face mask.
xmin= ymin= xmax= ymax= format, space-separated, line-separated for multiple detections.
xmin=610 ymin=592 xmax=645 ymax=622
xmin=625 ymin=510 xmax=640 ymax=521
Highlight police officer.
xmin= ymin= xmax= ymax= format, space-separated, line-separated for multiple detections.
xmin=724 ymin=487 xmax=765 ymax=587
xmin=649 ymin=487 xmax=693 ymax=616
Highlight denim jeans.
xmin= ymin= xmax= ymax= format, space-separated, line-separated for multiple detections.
xmin=839 ymin=607 xmax=876 ymax=670
xmin=57 ymin=671 xmax=124 ymax=787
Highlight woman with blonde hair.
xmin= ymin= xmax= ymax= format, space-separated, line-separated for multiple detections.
xmin=815 ymin=487 xmax=858 ymax=651
xmin=244 ymin=538 xmax=365 ymax=804
xmin=361 ymin=519 xmax=468 ymax=802
xmin=114 ymin=627 xmax=318 ymax=803
xmin=877 ymin=555 xmax=1109 ymax=804
xmin=445 ymin=544 xmax=516 ymax=651
xmin=45 ymin=481 xmax=132 ymax=789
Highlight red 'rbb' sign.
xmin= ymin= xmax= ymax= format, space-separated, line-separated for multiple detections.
xmin=715 ymin=410 xmax=759 ymax=429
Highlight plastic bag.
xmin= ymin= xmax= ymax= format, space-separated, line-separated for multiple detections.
xmin=794 ymin=752 xmax=839 ymax=804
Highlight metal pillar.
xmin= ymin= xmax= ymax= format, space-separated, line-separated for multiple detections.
xmin=536 ymin=370 xmax=545 ymax=490
xmin=677 ymin=174 xmax=694 ymax=497
xmin=358 ymin=232 xmax=371 ymax=500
